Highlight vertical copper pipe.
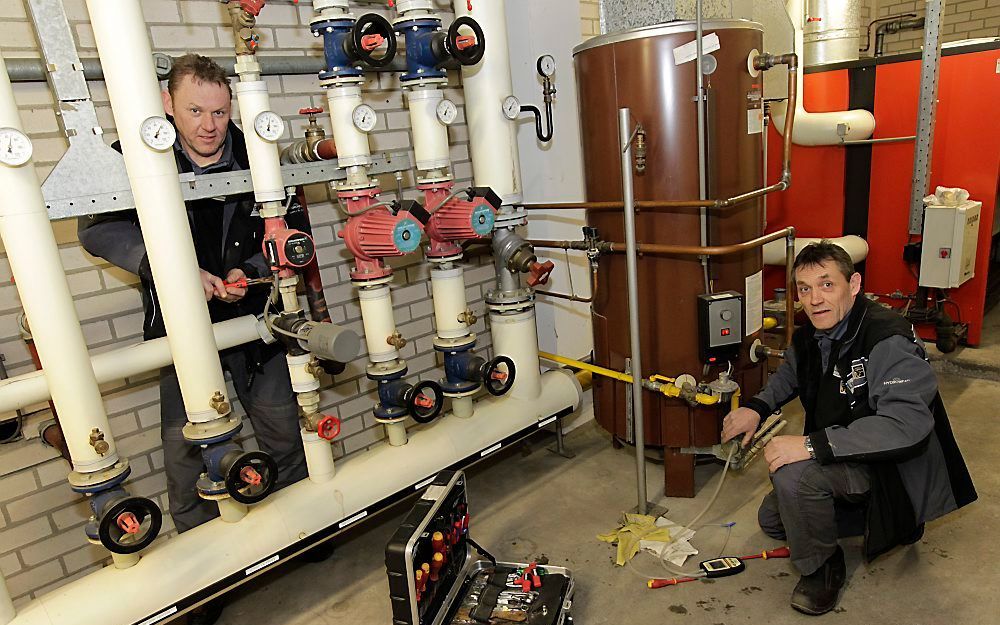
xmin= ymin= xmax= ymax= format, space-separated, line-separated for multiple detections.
xmin=785 ymin=232 xmax=796 ymax=347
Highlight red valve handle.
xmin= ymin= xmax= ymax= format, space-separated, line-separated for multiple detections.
xmin=240 ymin=466 xmax=263 ymax=486
xmin=361 ymin=33 xmax=385 ymax=51
xmin=317 ymin=415 xmax=341 ymax=441
xmin=240 ymin=0 xmax=266 ymax=16
xmin=467 ymin=0 xmax=473 ymax=10
xmin=455 ymin=35 xmax=476 ymax=50
xmin=806 ymin=16 xmax=822 ymax=22
xmin=116 ymin=512 xmax=141 ymax=534
xmin=413 ymin=393 xmax=434 ymax=409
xmin=299 ymin=107 xmax=323 ymax=115
xmin=526 ymin=260 xmax=555 ymax=287
xmin=490 ymin=369 xmax=508 ymax=382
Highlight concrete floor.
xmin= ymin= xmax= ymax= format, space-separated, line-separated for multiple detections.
xmin=199 ymin=369 xmax=999 ymax=625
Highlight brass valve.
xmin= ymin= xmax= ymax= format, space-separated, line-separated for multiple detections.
xmin=457 ymin=308 xmax=478 ymax=326
xmin=387 ymin=331 xmax=407 ymax=349
xmin=89 ymin=428 xmax=110 ymax=456
xmin=633 ymin=124 xmax=647 ymax=174
xmin=305 ymin=359 xmax=324 ymax=378
xmin=209 ymin=390 xmax=231 ymax=415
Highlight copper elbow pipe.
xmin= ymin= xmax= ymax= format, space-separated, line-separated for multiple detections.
xmin=534 ymin=264 xmax=600 ymax=303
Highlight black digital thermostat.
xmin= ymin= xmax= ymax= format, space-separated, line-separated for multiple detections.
xmin=697 ymin=291 xmax=744 ymax=363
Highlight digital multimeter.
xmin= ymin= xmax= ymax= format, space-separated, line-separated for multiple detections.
xmin=699 ymin=557 xmax=746 ymax=578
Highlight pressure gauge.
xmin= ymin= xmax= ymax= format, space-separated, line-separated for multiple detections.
xmin=0 ymin=128 xmax=32 ymax=166
xmin=254 ymin=111 xmax=285 ymax=142
xmin=537 ymin=54 xmax=556 ymax=78
xmin=352 ymin=104 xmax=378 ymax=132
xmin=501 ymin=95 xmax=520 ymax=121
xmin=139 ymin=116 xmax=176 ymax=152
xmin=436 ymin=99 xmax=458 ymax=125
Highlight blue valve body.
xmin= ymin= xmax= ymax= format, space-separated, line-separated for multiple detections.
xmin=396 ymin=18 xmax=447 ymax=83
xmin=312 ymin=18 xmax=365 ymax=81
xmin=373 ymin=369 xmax=412 ymax=421
xmin=436 ymin=342 xmax=484 ymax=394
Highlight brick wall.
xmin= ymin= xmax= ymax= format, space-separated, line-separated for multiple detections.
xmin=874 ymin=0 xmax=1000 ymax=55
xmin=580 ymin=0 xmax=601 ymax=37
xmin=0 ymin=0 xmax=504 ymax=603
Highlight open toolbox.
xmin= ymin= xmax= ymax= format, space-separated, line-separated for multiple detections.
xmin=386 ymin=470 xmax=575 ymax=625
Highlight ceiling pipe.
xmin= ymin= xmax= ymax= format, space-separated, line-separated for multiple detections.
xmin=762 ymin=234 xmax=869 ymax=265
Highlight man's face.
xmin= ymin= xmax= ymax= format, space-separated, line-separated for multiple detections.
xmin=794 ymin=260 xmax=862 ymax=330
xmin=162 ymin=74 xmax=231 ymax=163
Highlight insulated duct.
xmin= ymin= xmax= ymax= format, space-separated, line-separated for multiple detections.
xmin=762 ymin=234 xmax=869 ymax=265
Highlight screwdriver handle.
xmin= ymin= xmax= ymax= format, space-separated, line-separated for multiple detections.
xmin=741 ymin=546 xmax=791 ymax=560
xmin=224 ymin=278 xmax=249 ymax=289
xmin=647 ymin=577 xmax=698 ymax=589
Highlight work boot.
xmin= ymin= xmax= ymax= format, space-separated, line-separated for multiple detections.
xmin=790 ymin=546 xmax=846 ymax=615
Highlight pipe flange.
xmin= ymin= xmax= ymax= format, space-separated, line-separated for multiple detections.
xmin=426 ymin=251 xmax=464 ymax=263
xmin=494 ymin=210 xmax=528 ymax=229
xmin=196 ymin=479 xmax=231 ymax=499
xmin=182 ymin=417 xmax=243 ymax=444
xmin=399 ymin=75 xmax=449 ymax=89
xmin=443 ymin=387 xmax=479 ymax=399
xmin=318 ymin=75 xmax=365 ymax=90
xmin=366 ymin=360 xmax=408 ymax=379
xmin=432 ymin=335 xmax=477 ymax=351
xmin=373 ymin=414 xmax=408 ymax=426
xmin=351 ymin=274 xmax=395 ymax=288
xmin=485 ymin=287 xmax=535 ymax=306
xmin=67 ymin=459 xmax=132 ymax=493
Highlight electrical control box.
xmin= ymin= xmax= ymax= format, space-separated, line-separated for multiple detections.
xmin=697 ymin=291 xmax=744 ymax=364
xmin=919 ymin=199 xmax=982 ymax=289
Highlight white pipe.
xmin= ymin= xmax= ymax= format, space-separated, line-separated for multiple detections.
xmin=0 ymin=316 xmax=260 ymax=414
xmin=489 ymin=309 xmax=541 ymax=400
xmin=763 ymin=234 xmax=869 ymax=265
xmin=431 ymin=266 xmax=470 ymax=339
xmin=405 ymin=87 xmax=450 ymax=172
xmin=217 ymin=498 xmax=248 ymax=523
xmin=285 ymin=354 xmax=320 ymax=394
xmin=301 ymin=428 xmax=336 ymax=483
xmin=385 ymin=421 xmax=408 ymax=446
xmin=451 ymin=396 xmax=474 ymax=419
xmin=0 ymin=53 xmax=119 ymax=474
xmin=770 ymin=0 xmax=875 ymax=146
xmin=324 ymin=85 xmax=372 ymax=168
xmin=453 ymin=0 xmax=522 ymax=204
xmin=233 ymin=81 xmax=285 ymax=203
xmin=358 ymin=285 xmax=399 ymax=363
xmin=4 ymin=369 xmax=581 ymax=625
xmin=85 ymin=0 xmax=230 ymax=423
xmin=0 ymin=572 xmax=14 ymax=625
xmin=110 ymin=552 xmax=140 ymax=570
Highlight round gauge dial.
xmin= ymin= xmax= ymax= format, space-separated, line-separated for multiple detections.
xmin=0 ymin=127 xmax=33 ymax=166
xmin=537 ymin=54 xmax=556 ymax=78
xmin=254 ymin=111 xmax=285 ymax=142
xmin=139 ymin=116 xmax=176 ymax=152
xmin=501 ymin=95 xmax=520 ymax=121
xmin=436 ymin=99 xmax=458 ymax=125
xmin=352 ymin=104 xmax=378 ymax=132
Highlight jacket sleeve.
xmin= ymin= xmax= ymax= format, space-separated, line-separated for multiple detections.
xmin=809 ymin=335 xmax=937 ymax=464
xmin=746 ymin=343 xmax=799 ymax=419
xmin=77 ymin=213 xmax=152 ymax=280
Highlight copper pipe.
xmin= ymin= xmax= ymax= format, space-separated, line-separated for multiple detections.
xmin=535 ymin=264 xmax=599 ymax=303
xmin=529 ymin=227 xmax=795 ymax=258
xmin=784 ymin=231 xmax=796 ymax=347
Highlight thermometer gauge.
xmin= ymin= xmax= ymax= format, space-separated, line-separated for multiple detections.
xmin=254 ymin=111 xmax=285 ymax=142
xmin=0 ymin=127 xmax=32 ymax=166
xmin=352 ymin=104 xmax=378 ymax=132
xmin=139 ymin=116 xmax=176 ymax=152
xmin=537 ymin=54 xmax=556 ymax=78
xmin=436 ymin=99 xmax=458 ymax=125
xmin=501 ymin=95 xmax=520 ymax=121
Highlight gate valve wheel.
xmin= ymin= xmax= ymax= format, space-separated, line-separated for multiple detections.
xmin=299 ymin=107 xmax=323 ymax=115
xmin=447 ymin=17 xmax=485 ymax=66
xmin=351 ymin=14 xmax=397 ymax=67
xmin=98 ymin=496 xmax=163 ymax=555
xmin=317 ymin=415 xmax=342 ymax=441
xmin=407 ymin=380 xmax=444 ymax=424
xmin=482 ymin=355 xmax=516 ymax=397
xmin=526 ymin=260 xmax=555 ymax=287
xmin=225 ymin=450 xmax=279 ymax=505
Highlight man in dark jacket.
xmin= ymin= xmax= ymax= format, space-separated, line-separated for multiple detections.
xmin=78 ymin=55 xmax=307 ymax=535
xmin=722 ymin=240 xmax=976 ymax=616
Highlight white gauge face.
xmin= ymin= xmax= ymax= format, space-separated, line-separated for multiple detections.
xmin=537 ymin=54 xmax=556 ymax=78
xmin=140 ymin=116 xmax=176 ymax=152
xmin=436 ymin=99 xmax=458 ymax=125
xmin=254 ymin=111 xmax=285 ymax=142
xmin=352 ymin=104 xmax=378 ymax=132
xmin=502 ymin=95 xmax=520 ymax=121
xmin=0 ymin=128 xmax=32 ymax=166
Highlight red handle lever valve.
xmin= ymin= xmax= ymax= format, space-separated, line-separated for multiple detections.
xmin=317 ymin=415 xmax=342 ymax=441
xmin=526 ymin=260 xmax=554 ymax=287
xmin=299 ymin=107 xmax=323 ymax=115
xmin=240 ymin=0 xmax=266 ymax=16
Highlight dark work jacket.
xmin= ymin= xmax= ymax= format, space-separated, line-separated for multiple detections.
xmin=792 ymin=297 xmax=977 ymax=559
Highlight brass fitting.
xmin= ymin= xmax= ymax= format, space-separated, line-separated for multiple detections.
xmin=209 ymin=390 xmax=231 ymax=415
xmin=89 ymin=428 xmax=110 ymax=456
xmin=305 ymin=359 xmax=324 ymax=378
xmin=633 ymin=124 xmax=647 ymax=174
xmin=387 ymin=331 xmax=407 ymax=349
xmin=457 ymin=308 xmax=478 ymax=326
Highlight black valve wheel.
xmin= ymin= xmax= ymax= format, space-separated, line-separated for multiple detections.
xmin=98 ymin=496 xmax=163 ymax=555
xmin=350 ymin=13 xmax=397 ymax=67
xmin=407 ymin=380 xmax=444 ymax=424
xmin=482 ymin=355 xmax=516 ymax=397
xmin=225 ymin=450 xmax=279 ymax=505
xmin=446 ymin=17 xmax=485 ymax=66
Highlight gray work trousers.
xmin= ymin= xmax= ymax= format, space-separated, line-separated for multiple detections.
xmin=160 ymin=347 xmax=307 ymax=533
xmin=757 ymin=459 xmax=871 ymax=575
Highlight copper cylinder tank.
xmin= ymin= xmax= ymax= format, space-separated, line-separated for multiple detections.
xmin=574 ymin=20 xmax=767 ymax=497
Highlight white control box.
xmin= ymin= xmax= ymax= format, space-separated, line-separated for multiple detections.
xmin=919 ymin=199 xmax=982 ymax=289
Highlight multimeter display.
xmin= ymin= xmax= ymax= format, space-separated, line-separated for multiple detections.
xmin=699 ymin=557 xmax=746 ymax=578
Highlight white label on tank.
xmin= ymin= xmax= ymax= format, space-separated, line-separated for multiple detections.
xmin=745 ymin=270 xmax=764 ymax=336
xmin=414 ymin=476 xmax=436 ymax=491
xmin=480 ymin=442 xmax=503 ymax=457
xmin=339 ymin=510 xmax=368 ymax=528
xmin=138 ymin=607 xmax=178 ymax=625
xmin=672 ymin=33 xmax=721 ymax=65
xmin=748 ymin=108 xmax=764 ymax=135
xmin=245 ymin=554 xmax=279 ymax=576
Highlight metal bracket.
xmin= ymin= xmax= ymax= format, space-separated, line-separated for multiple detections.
xmin=908 ymin=0 xmax=946 ymax=235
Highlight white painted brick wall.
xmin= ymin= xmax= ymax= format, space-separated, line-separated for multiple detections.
xmin=0 ymin=0 xmax=510 ymax=603
xmin=874 ymin=0 xmax=1000 ymax=54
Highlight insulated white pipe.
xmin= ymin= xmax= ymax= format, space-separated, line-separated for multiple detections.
xmin=385 ymin=421 xmax=408 ymax=446
xmin=406 ymin=87 xmax=450 ymax=171
xmin=301 ymin=428 xmax=336 ymax=483
xmin=324 ymin=85 xmax=372 ymax=168
xmin=85 ymin=0 xmax=230 ymax=423
xmin=0 ymin=572 xmax=14 ymax=625
xmin=0 ymin=53 xmax=119 ymax=474
xmin=4 ymin=370 xmax=581 ymax=625
xmin=763 ymin=234 xmax=869 ymax=265
xmin=451 ymin=396 xmax=474 ymax=419
xmin=0 ymin=316 xmax=260 ymax=414
xmin=358 ymin=285 xmax=399 ymax=363
xmin=489 ymin=309 xmax=542 ymax=400
xmin=431 ymin=266 xmax=470 ymax=339
xmin=453 ymin=0 xmax=522 ymax=203
xmin=771 ymin=0 xmax=875 ymax=145
xmin=217 ymin=498 xmax=248 ymax=523
xmin=233 ymin=81 xmax=285 ymax=202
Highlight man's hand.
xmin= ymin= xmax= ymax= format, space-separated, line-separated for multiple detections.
xmin=763 ymin=435 xmax=811 ymax=473
xmin=200 ymin=269 xmax=227 ymax=301
xmin=721 ymin=407 xmax=761 ymax=448
xmin=220 ymin=268 xmax=248 ymax=303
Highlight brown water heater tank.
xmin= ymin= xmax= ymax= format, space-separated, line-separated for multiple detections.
xmin=574 ymin=20 xmax=767 ymax=497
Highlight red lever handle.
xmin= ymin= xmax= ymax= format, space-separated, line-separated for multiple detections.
xmin=526 ymin=260 xmax=555 ymax=287
xmin=317 ymin=415 xmax=342 ymax=441
xmin=455 ymin=35 xmax=476 ymax=50
xmin=117 ymin=512 xmax=141 ymax=534
xmin=413 ymin=393 xmax=435 ymax=409
xmin=240 ymin=466 xmax=263 ymax=486
xmin=361 ymin=33 xmax=385 ymax=51
xmin=240 ymin=0 xmax=266 ymax=16
xmin=299 ymin=107 xmax=323 ymax=115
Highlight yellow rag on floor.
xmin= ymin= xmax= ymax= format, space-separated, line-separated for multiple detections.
xmin=597 ymin=513 xmax=673 ymax=566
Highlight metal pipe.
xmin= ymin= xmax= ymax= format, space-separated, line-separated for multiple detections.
xmin=695 ymin=0 xmax=709 ymax=292
xmin=529 ymin=227 xmax=795 ymax=257
xmin=533 ymin=264 xmax=598 ymax=303
xmin=840 ymin=135 xmax=915 ymax=145
xmin=619 ymin=108 xmax=648 ymax=515
xmin=785 ymin=232 xmax=796 ymax=347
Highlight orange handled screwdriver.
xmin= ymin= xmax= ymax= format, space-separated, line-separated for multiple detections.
xmin=740 ymin=546 xmax=791 ymax=561
xmin=648 ymin=577 xmax=698 ymax=589
xmin=223 ymin=276 xmax=274 ymax=289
